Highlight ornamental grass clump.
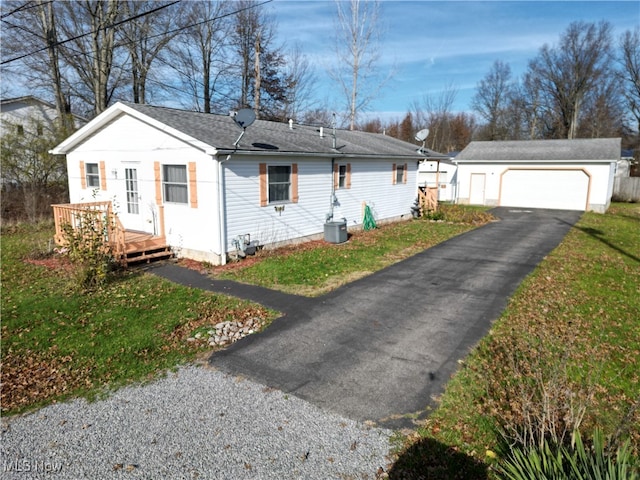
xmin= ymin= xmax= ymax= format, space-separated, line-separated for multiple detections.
xmin=496 ymin=428 xmax=639 ymax=480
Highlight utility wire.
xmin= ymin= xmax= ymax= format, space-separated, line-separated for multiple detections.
xmin=2 ymin=0 xmax=273 ymax=65
xmin=0 ymin=1 xmax=52 ymax=20
xmin=2 ymin=0 xmax=274 ymax=112
xmin=2 ymin=0 xmax=180 ymax=65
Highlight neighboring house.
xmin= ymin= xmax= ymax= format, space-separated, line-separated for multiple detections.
xmin=417 ymin=153 xmax=458 ymax=202
xmin=0 ymin=95 xmax=85 ymax=137
xmin=51 ymin=102 xmax=426 ymax=265
xmin=613 ymin=149 xmax=640 ymax=202
xmin=455 ymin=138 xmax=620 ymax=213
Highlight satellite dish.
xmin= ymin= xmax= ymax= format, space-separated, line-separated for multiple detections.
xmin=232 ymin=109 xmax=256 ymax=130
xmin=415 ymin=129 xmax=429 ymax=142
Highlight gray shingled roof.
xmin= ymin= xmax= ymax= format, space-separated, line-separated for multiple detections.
xmin=455 ymin=138 xmax=621 ymax=162
xmin=123 ymin=102 xmax=427 ymax=159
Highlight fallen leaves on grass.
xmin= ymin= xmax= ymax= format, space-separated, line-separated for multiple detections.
xmin=1 ymin=347 xmax=94 ymax=412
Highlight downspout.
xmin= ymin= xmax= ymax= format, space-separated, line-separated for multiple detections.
xmin=210 ymin=149 xmax=230 ymax=266
xmin=328 ymin=158 xmax=336 ymax=222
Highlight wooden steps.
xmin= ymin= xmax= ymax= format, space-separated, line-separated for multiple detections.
xmin=122 ymin=246 xmax=173 ymax=265
xmin=120 ymin=231 xmax=173 ymax=265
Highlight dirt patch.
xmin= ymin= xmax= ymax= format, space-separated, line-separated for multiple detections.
xmin=24 ymin=256 xmax=74 ymax=273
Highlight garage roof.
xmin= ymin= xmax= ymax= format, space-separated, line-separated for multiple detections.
xmin=455 ymin=138 xmax=621 ymax=163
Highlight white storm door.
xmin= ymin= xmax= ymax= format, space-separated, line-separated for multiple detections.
xmin=119 ymin=167 xmax=146 ymax=232
xmin=469 ymin=173 xmax=486 ymax=205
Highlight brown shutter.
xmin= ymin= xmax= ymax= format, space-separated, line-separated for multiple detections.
xmin=291 ymin=163 xmax=299 ymax=203
xmin=392 ymin=163 xmax=397 ymax=184
xmin=99 ymin=161 xmax=107 ymax=190
xmin=80 ymin=161 xmax=86 ymax=189
xmin=333 ymin=163 xmax=339 ymax=189
xmin=188 ymin=162 xmax=198 ymax=208
xmin=154 ymin=162 xmax=162 ymax=204
xmin=403 ymin=163 xmax=408 ymax=184
xmin=259 ymin=163 xmax=267 ymax=206
xmin=346 ymin=163 xmax=351 ymax=189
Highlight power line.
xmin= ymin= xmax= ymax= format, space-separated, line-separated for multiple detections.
xmin=1 ymin=0 xmax=180 ymax=65
xmin=0 ymin=1 xmax=52 ymax=20
xmin=1 ymin=0 xmax=276 ymax=112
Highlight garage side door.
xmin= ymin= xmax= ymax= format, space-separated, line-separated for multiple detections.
xmin=500 ymin=169 xmax=590 ymax=211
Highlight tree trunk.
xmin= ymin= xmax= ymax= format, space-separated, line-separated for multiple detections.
xmin=254 ymin=33 xmax=261 ymax=118
xmin=39 ymin=1 xmax=71 ymax=129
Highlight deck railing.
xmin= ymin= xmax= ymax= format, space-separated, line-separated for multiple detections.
xmin=51 ymin=201 xmax=126 ymax=258
xmin=418 ymin=186 xmax=438 ymax=213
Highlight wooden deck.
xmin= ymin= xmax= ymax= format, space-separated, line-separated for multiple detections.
xmin=52 ymin=202 xmax=172 ymax=265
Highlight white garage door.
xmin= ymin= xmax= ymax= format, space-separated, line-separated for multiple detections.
xmin=500 ymin=169 xmax=590 ymax=211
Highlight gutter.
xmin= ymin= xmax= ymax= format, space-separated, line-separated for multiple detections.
xmin=213 ymin=148 xmax=425 ymax=161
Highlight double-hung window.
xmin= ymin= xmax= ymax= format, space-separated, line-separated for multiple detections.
xmin=163 ymin=164 xmax=188 ymax=204
xmin=334 ymin=163 xmax=351 ymax=189
xmin=86 ymin=163 xmax=100 ymax=188
xmin=259 ymin=163 xmax=298 ymax=206
xmin=393 ymin=163 xmax=408 ymax=184
xmin=268 ymin=165 xmax=291 ymax=203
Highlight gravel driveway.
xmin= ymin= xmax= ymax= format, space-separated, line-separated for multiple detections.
xmin=1 ymin=365 xmax=392 ymax=479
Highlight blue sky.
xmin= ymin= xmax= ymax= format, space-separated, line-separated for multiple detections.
xmin=267 ymin=0 xmax=640 ymax=123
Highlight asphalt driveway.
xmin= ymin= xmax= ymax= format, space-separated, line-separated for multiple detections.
xmin=151 ymin=208 xmax=582 ymax=429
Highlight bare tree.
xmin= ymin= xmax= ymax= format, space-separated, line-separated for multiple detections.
xmin=472 ymin=60 xmax=514 ymax=140
xmin=618 ymin=28 xmax=640 ymax=134
xmin=119 ymin=0 xmax=180 ymax=104
xmin=229 ymin=0 xmax=290 ymax=120
xmin=281 ymin=42 xmax=319 ymax=122
xmin=1 ymin=115 xmax=71 ymax=220
xmin=527 ymin=21 xmax=614 ymax=139
xmin=412 ymin=84 xmax=459 ymax=152
xmin=169 ymin=1 xmax=230 ymax=113
xmin=57 ymin=0 xmax=125 ymax=116
xmin=329 ymin=0 xmax=390 ymax=130
xmin=578 ymin=76 xmax=624 ymax=138
xmin=1 ymin=1 xmax=72 ymax=125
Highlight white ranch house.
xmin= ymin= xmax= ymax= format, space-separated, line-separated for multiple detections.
xmin=51 ymin=102 xmax=427 ymax=265
xmin=454 ymin=138 xmax=620 ymax=213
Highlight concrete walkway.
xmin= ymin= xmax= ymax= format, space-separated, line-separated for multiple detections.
xmin=150 ymin=208 xmax=582 ymax=429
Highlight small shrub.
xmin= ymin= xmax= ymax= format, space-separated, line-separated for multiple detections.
xmin=424 ymin=209 xmax=446 ymax=221
xmin=496 ymin=428 xmax=639 ymax=480
xmin=60 ymin=211 xmax=119 ymax=290
xmin=438 ymin=203 xmax=496 ymax=224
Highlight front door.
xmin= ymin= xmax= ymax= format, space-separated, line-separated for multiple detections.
xmin=118 ymin=167 xmax=147 ymax=232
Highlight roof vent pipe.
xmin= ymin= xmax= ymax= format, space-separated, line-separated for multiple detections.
xmin=320 ymin=127 xmax=324 ymax=138
xmin=288 ymin=119 xmax=293 ymax=130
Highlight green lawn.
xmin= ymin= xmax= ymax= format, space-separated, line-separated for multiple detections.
xmin=1 ymin=222 xmax=276 ymax=414
xmin=216 ymin=204 xmax=492 ymax=296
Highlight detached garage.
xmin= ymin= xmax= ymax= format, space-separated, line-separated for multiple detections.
xmin=455 ymin=138 xmax=620 ymax=213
